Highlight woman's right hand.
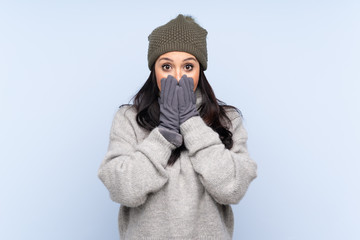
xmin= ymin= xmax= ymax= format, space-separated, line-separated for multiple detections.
xmin=158 ymin=75 xmax=183 ymax=147
xmin=158 ymin=75 xmax=180 ymax=132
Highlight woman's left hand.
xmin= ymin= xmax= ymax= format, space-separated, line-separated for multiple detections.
xmin=177 ymin=74 xmax=199 ymax=125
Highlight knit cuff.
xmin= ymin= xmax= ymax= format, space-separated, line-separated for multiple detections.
xmin=180 ymin=116 xmax=221 ymax=155
xmin=136 ymin=127 xmax=178 ymax=168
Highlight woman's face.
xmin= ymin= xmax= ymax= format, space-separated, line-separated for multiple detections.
xmin=154 ymin=51 xmax=200 ymax=91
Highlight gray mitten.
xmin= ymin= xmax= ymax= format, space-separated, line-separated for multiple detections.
xmin=178 ymin=74 xmax=199 ymax=125
xmin=158 ymin=75 xmax=183 ymax=147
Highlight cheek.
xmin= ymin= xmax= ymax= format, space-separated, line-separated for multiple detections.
xmin=193 ymin=76 xmax=199 ymax=90
xmin=155 ymin=72 xmax=164 ymax=90
xmin=189 ymin=70 xmax=200 ymax=90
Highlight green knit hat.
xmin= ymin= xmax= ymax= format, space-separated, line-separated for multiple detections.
xmin=147 ymin=14 xmax=208 ymax=71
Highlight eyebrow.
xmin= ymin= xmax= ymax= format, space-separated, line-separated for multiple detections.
xmin=158 ymin=57 xmax=197 ymax=62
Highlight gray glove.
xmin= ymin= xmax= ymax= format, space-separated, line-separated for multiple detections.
xmin=178 ymin=74 xmax=199 ymax=125
xmin=158 ymin=75 xmax=183 ymax=147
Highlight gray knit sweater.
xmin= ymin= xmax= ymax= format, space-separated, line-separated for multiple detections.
xmin=97 ymin=89 xmax=258 ymax=239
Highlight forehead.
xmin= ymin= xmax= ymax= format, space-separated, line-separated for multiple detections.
xmin=158 ymin=51 xmax=196 ymax=60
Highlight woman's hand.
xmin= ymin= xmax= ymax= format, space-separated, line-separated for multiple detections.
xmin=178 ymin=74 xmax=199 ymax=125
xmin=157 ymin=75 xmax=183 ymax=147
xmin=158 ymin=75 xmax=180 ymax=132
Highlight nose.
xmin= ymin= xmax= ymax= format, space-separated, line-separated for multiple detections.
xmin=174 ymin=69 xmax=182 ymax=82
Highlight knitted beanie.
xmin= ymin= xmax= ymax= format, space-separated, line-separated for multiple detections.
xmin=147 ymin=14 xmax=208 ymax=71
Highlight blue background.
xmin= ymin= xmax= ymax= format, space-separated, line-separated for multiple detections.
xmin=1 ymin=0 xmax=359 ymax=239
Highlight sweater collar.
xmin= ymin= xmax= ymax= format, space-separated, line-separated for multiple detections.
xmin=195 ymin=88 xmax=202 ymax=109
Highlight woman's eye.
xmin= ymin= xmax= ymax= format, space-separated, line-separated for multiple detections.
xmin=162 ymin=64 xmax=171 ymax=71
xmin=185 ymin=64 xmax=193 ymax=71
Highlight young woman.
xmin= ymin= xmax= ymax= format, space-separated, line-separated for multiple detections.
xmin=98 ymin=14 xmax=258 ymax=240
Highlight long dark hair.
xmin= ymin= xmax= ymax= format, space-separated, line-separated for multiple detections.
xmin=123 ymin=64 xmax=243 ymax=167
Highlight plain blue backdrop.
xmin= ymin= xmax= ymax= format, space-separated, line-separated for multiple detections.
xmin=1 ymin=0 xmax=359 ymax=239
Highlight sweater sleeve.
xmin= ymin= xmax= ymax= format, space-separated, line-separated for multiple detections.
xmin=97 ymin=106 xmax=176 ymax=207
xmin=179 ymin=111 xmax=258 ymax=205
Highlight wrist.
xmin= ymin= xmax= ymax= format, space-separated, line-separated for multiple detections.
xmin=158 ymin=126 xmax=183 ymax=147
xmin=179 ymin=109 xmax=199 ymax=125
xmin=159 ymin=122 xmax=180 ymax=133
